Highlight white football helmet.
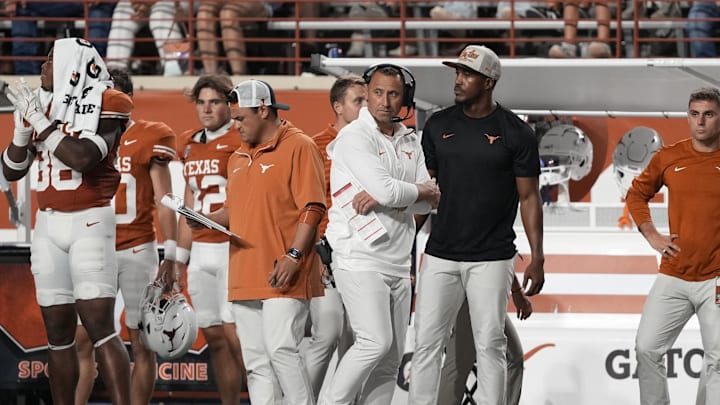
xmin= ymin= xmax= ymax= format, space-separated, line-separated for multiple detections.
xmin=612 ymin=126 xmax=663 ymax=198
xmin=539 ymin=124 xmax=593 ymax=186
xmin=139 ymin=282 xmax=198 ymax=360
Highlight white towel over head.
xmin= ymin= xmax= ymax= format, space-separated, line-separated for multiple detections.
xmin=49 ymin=38 xmax=113 ymax=138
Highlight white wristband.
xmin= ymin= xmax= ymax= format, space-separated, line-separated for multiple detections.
xmin=3 ymin=149 xmax=31 ymax=171
xmin=12 ymin=127 xmax=33 ymax=147
xmin=176 ymin=247 xmax=191 ymax=265
xmin=163 ymin=240 xmax=177 ymax=261
xmin=43 ymin=130 xmax=64 ymax=154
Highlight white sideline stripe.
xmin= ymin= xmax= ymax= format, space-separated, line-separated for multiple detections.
xmin=512 ymin=312 xmax=702 ymax=330
xmin=515 ymin=231 xmax=660 ymax=256
xmin=517 ymin=273 xmax=656 ymax=295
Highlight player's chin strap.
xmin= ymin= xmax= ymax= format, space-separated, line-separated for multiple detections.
xmin=93 ymin=331 xmax=119 ymax=349
xmin=48 ymin=339 xmax=76 ymax=351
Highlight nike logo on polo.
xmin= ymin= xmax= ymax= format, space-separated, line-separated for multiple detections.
xmin=123 ymin=139 xmax=137 ymax=146
xmin=86 ymin=221 xmax=100 ymax=227
xmin=485 ymin=134 xmax=501 ymax=144
xmin=260 ymin=163 xmax=274 ymax=173
xmin=379 ymin=151 xmax=386 ymax=156
xmin=216 ymin=144 xmax=228 ymax=150
xmin=132 ymin=247 xmax=146 ymax=254
xmin=442 ymin=133 xmax=454 ymax=139
xmin=674 ymin=166 xmax=687 ymax=172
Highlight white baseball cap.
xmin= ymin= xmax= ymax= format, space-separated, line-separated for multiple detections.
xmin=442 ymin=45 xmax=501 ymax=81
xmin=229 ymin=79 xmax=290 ymax=111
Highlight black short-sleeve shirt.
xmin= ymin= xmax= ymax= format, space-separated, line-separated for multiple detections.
xmin=422 ymin=103 xmax=539 ymax=261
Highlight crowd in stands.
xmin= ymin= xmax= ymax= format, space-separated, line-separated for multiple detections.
xmin=0 ymin=1 xmax=716 ymax=76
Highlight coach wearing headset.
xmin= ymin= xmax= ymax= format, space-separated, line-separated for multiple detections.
xmin=320 ymin=64 xmax=440 ymax=405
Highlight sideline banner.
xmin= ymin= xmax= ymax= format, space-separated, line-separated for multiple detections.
xmin=2 ymin=244 xmax=704 ymax=403
xmin=391 ymin=314 xmax=702 ymax=405
xmin=0 ymin=248 xmax=220 ymax=400
xmin=389 ymin=226 xmax=702 ymax=404
xmin=516 ymin=314 xmax=701 ymax=405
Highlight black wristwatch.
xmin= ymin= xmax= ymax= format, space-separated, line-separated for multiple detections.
xmin=287 ymin=247 xmax=303 ymax=261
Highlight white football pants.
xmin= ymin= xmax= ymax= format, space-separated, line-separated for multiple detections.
xmin=305 ymin=286 xmax=353 ymax=400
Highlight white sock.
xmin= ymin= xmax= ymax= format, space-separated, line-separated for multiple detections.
xmin=106 ymin=1 xmax=140 ymax=67
xmin=151 ymin=1 xmax=185 ymax=61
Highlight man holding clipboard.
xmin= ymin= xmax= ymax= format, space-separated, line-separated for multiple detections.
xmin=188 ymin=79 xmax=327 ymax=405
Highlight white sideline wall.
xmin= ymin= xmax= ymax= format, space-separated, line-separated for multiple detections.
xmin=383 ymin=221 xmax=699 ymax=405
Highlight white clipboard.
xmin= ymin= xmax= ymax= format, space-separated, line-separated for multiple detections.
xmin=161 ymin=194 xmax=242 ymax=239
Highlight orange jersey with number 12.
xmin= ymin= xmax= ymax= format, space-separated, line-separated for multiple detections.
xmin=178 ymin=127 xmax=243 ymax=244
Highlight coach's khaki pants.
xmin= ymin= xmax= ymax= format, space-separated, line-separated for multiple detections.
xmin=233 ymin=298 xmax=314 ymax=405
xmin=636 ymin=274 xmax=720 ymax=405
xmin=409 ymin=254 xmax=515 ymax=405
xmin=437 ymin=299 xmax=524 ymax=405
xmin=322 ymin=269 xmax=411 ymax=405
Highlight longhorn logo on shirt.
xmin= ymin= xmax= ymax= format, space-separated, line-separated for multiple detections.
xmin=484 ymin=133 xmax=501 ymax=145
xmin=69 ymin=71 xmax=80 ymax=87
xmin=402 ymin=150 xmax=413 ymax=159
xmin=260 ymin=163 xmax=275 ymax=173
xmin=86 ymin=58 xmax=101 ymax=79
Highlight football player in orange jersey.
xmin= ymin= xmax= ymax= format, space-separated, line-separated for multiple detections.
xmin=74 ymin=68 xmax=179 ymax=405
xmin=628 ymin=87 xmax=720 ymax=405
xmin=174 ymin=74 xmax=246 ymax=404
xmin=3 ymin=38 xmax=133 ymax=405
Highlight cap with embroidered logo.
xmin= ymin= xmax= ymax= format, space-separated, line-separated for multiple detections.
xmin=228 ymin=79 xmax=290 ymax=111
xmin=442 ymin=45 xmax=501 ymax=81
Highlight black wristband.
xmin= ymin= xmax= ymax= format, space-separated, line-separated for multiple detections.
xmin=287 ymin=247 xmax=303 ymax=261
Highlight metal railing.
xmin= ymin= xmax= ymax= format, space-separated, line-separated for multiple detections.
xmin=0 ymin=0 xmax=709 ymax=76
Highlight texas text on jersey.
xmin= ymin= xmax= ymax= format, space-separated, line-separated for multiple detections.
xmin=178 ymin=125 xmax=243 ymax=244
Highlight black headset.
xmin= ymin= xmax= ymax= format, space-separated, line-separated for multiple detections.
xmin=362 ymin=63 xmax=416 ymax=122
